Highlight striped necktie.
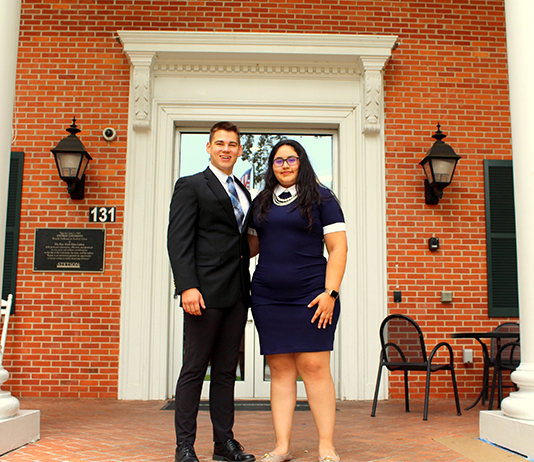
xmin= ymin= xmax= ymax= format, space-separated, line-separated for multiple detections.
xmin=226 ymin=176 xmax=245 ymax=232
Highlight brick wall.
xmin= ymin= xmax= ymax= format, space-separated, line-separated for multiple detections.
xmin=382 ymin=0 xmax=513 ymax=400
xmin=5 ymin=0 xmax=513 ymax=400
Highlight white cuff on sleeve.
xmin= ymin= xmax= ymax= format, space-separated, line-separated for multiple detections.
xmin=323 ymin=222 xmax=346 ymax=235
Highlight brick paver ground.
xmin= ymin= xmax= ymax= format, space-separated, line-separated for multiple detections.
xmin=0 ymin=398 xmax=516 ymax=461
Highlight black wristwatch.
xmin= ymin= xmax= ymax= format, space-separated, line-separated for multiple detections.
xmin=325 ymin=288 xmax=339 ymax=300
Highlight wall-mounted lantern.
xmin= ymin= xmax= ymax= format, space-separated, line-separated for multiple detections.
xmin=51 ymin=118 xmax=92 ymax=200
xmin=419 ymin=124 xmax=461 ymax=205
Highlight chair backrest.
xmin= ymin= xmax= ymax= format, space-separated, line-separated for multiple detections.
xmin=497 ymin=341 xmax=521 ymax=369
xmin=491 ymin=322 xmax=520 ymax=360
xmin=379 ymin=314 xmax=427 ymax=364
xmin=1 ymin=295 xmax=14 ymax=365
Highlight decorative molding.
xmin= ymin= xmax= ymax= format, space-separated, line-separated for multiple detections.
xmin=126 ymin=52 xmax=155 ymax=131
xmin=364 ymin=70 xmax=382 ymax=133
xmin=132 ymin=66 xmax=150 ymax=130
xmin=120 ymin=33 xmax=398 ymax=134
xmin=154 ymin=62 xmax=360 ymax=78
xmin=118 ymin=31 xmax=398 ymax=61
xmin=359 ymin=55 xmax=393 ymax=134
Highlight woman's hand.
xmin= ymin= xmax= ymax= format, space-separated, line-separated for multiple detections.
xmin=308 ymin=230 xmax=347 ymax=329
xmin=308 ymin=292 xmax=336 ymax=329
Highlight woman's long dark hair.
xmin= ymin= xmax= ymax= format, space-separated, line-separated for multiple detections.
xmin=255 ymin=139 xmax=322 ymax=230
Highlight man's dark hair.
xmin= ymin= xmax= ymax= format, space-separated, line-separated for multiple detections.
xmin=209 ymin=121 xmax=240 ymax=142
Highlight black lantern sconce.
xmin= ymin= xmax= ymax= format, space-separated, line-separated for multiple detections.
xmin=51 ymin=118 xmax=92 ymax=200
xmin=419 ymin=124 xmax=461 ymax=205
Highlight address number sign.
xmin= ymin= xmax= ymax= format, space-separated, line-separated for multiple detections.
xmin=89 ymin=207 xmax=116 ymax=223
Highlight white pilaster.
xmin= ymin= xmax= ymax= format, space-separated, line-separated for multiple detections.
xmin=480 ymin=0 xmax=534 ymax=458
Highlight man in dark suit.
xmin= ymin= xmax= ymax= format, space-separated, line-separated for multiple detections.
xmin=167 ymin=122 xmax=255 ymax=462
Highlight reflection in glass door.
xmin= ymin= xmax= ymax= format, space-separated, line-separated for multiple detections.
xmin=172 ymin=130 xmax=334 ymax=399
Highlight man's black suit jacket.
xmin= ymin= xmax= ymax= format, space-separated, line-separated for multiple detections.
xmin=167 ymin=167 xmax=252 ymax=308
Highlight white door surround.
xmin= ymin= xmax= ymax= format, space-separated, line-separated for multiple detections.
xmin=117 ymin=31 xmax=397 ymax=400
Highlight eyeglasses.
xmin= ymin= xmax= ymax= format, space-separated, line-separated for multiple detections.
xmin=273 ymin=156 xmax=299 ymax=167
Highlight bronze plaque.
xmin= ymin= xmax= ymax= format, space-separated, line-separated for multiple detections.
xmin=33 ymin=228 xmax=105 ymax=272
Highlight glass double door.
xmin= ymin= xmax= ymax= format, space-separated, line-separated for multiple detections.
xmin=172 ymin=130 xmax=334 ymax=399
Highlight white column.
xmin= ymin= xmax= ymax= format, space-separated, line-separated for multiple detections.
xmin=480 ymin=0 xmax=534 ymax=457
xmin=501 ymin=0 xmax=534 ymax=420
xmin=0 ymin=6 xmax=40 ymax=456
xmin=0 ymin=0 xmax=23 ymax=438
xmin=0 ymin=1 xmax=21 ymax=291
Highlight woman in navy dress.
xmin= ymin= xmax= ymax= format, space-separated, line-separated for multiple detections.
xmin=248 ymin=140 xmax=348 ymax=462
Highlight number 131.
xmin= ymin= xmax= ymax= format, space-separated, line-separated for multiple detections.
xmin=89 ymin=207 xmax=116 ymax=223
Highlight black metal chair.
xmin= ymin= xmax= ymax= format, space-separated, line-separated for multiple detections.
xmin=489 ymin=340 xmax=520 ymax=409
xmin=370 ymin=314 xmax=462 ymax=421
xmin=482 ymin=322 xmax=519 ymax=407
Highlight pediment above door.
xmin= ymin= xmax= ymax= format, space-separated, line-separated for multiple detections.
xmin=118 ymin=31 xmax=398 ymax=132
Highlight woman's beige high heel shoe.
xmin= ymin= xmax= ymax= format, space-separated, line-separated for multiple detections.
xmin=261 ymin=452 xmax=292 ymax=462
xmin=318 ymin=453 xmax=340 ymax=462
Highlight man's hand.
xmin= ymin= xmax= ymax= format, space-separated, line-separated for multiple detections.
xmin=181 ymin=288 xmax=206 ymax=316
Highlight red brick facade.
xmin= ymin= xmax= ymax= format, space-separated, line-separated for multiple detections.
xmin=5 ymin=0 xmax=514 ymax=400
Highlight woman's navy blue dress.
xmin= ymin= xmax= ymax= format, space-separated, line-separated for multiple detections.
xmin=251 ymin=187 xmax=345 ymax=355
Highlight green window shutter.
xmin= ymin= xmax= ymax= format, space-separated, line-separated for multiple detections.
xmin=484 ymin=159 xmax=518 ymax=317
xmin=2 ymin=151 xmax=24 ymax=313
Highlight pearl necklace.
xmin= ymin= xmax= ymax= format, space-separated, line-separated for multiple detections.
xmin=273 ymin=192 xmax=298 ymax=207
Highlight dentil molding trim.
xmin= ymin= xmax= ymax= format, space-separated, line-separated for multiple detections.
xmin=154 ymin=62 xmax=360 ymax=77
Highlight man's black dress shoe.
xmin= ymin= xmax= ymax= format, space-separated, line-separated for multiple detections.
xmin=175 ymin=443 xmax=199 ymax=462
xmin=213 ymin=439 xmax=256 ymax=461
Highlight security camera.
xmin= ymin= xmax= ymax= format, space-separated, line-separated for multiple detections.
xmin=103 ymin=127 xmax=117 ymax=142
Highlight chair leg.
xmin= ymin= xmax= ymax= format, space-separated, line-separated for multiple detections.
xmin=481 ymin=362 xmax=490 ymax=405
xmin=404 ymin=370 xmax=410 ymax=413
xmin=489 ymin=369 xmax=497 ymax=410
xmin=498 ymin=370 xmax=504 ymax=407
xmin=371 ymin=364 xmax=384 ymax=417
xmin=423 ymin=367 xmax=432 ymax=421
xmin=450 ymin=366 xmax=462 ymax=416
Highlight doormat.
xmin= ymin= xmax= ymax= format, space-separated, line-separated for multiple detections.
xmin=161 ymin=400 xmax=310 ymax=411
